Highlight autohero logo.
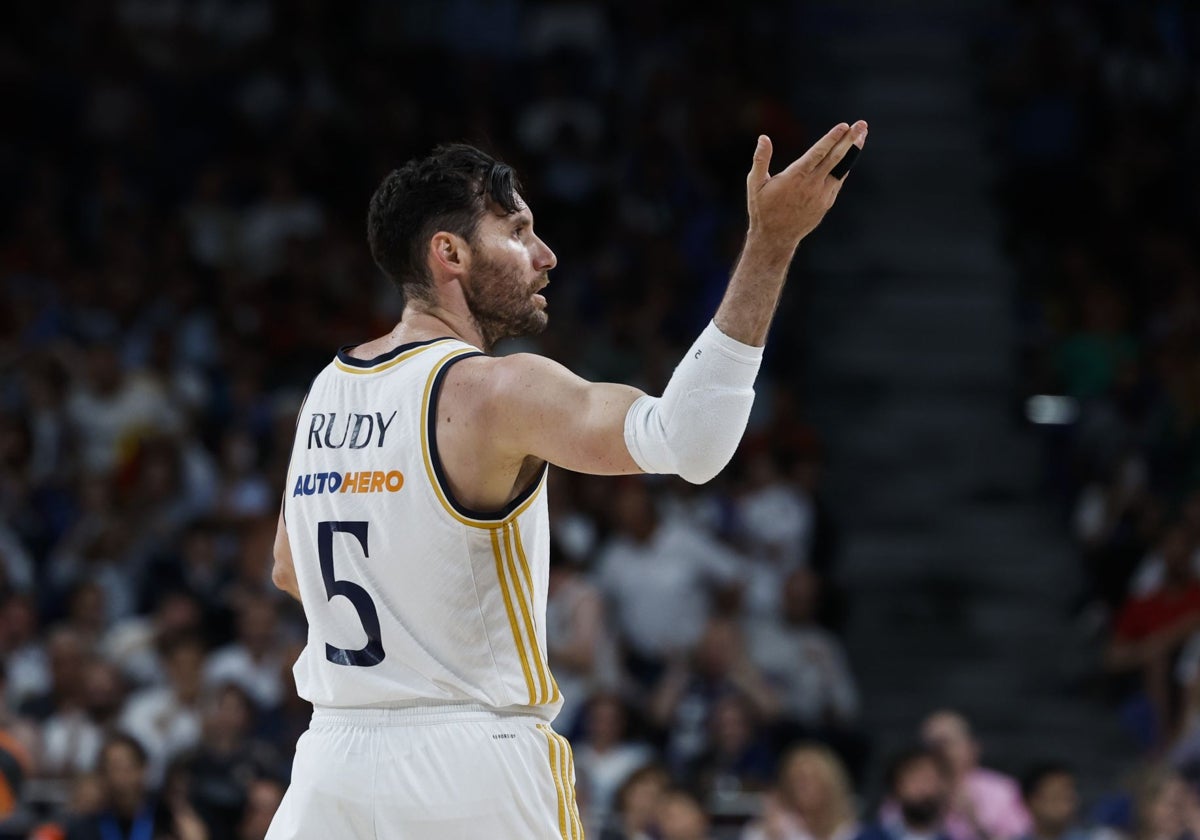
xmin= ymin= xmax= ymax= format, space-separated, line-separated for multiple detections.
xmin=292 ymin=469 xmax=405 ymax=497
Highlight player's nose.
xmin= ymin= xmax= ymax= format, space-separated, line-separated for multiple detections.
xmin=533 ymin=236 xmax=557 ymax=272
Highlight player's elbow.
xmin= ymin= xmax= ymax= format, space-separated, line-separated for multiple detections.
xmin=678 ymin=457 xmax=728 ymax=485
xmin=626 ymin=389 xmax=752 ymax=485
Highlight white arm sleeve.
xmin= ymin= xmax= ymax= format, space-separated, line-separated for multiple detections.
xmin=623 ymin=320 xmax=763 ymax=484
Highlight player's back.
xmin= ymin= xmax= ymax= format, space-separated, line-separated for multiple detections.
xmin=284 ymin=337 xmax=561 ymax=719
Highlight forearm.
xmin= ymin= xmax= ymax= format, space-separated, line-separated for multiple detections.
xmin=714 ymin=233 xmax=796 ymax=347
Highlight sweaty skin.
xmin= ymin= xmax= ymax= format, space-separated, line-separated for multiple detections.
xmin=274 ymin=122 xmax=868 ymax=596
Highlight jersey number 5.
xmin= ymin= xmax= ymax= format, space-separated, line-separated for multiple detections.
xmin=317 ymin=521 xmax=385 ymax=667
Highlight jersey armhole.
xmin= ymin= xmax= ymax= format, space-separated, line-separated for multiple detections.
xmin=425 ymin=351 xmax=549 ymax=524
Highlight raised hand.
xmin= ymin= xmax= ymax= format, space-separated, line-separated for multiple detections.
xmin=746 ymin=120 xmax=868 ymax=249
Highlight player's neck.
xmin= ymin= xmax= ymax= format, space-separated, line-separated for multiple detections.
xmin=347 ymin=305 xmax=485 ymax=361
xmin=394 ymin=304 xmax=487 ymax=351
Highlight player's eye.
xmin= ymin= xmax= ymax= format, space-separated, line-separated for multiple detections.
xmin=512 ymin=225 xmax=525 ymax=238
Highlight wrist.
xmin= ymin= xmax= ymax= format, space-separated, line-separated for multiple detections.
xmin=742 ymin=229 xmax=798 ymax=266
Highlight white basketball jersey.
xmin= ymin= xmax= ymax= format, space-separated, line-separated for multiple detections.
xmin=283 ymin=337 xmax=561 ymax=720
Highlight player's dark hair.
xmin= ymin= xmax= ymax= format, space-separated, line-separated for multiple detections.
xmin=1020 ymin=761 xmax=1073 ymax=801
xmin=367 ymin=144 xmax=523 ymax=304
xmin=885 ymin=746 xmax=951 ymax=794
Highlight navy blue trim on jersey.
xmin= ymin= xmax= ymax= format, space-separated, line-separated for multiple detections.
xmin=427 ymin=352 xmax=550 ymax=522
xmin=336 ymin=336 xmax=457 ymax=369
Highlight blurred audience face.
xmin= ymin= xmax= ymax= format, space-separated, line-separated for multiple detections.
xmin=710 ymin=694 xmax=755 ymax=756
xmin=584 ymin=693 xmax=627 ymax=750
xmin=778 ymin=745 xmax=854 ymax=832
xmin=695 ymin=619 xmax=741 ymax=679
xmin=657 ymin=790 xmax=710 ymax=840
xmin=164 ymin=637 xmax=206 ymax=702
xmin=1137 ymin=771 xmax=1188 ymax=840
xmin=69 ymin=772 xmax=105 ymax=816
xmin=237 ymin=597 xmax=278 ymax=655
xmin=921 ymin=711 xmax=978 ymax=779
xmin=155 ymin=592 xmax=202 ymax=636
xmin=82 ymin=660 xmax=124 ymax=722
xmin=99 ymin=738 xmax=148 ymax=814
xmin=782 ymin=568 xmax=819 ymax=625
xmin=204 ymin=684 xmax=253 ymax=745
xmin=1 ymin=595 xmax=38 ymax=649
xmin=69 ymin=582 xmax=108 ymax=632
xmin=47 ymin=628 xmax=86 ymax=704
xmin=893 ymin=753 xmax=950 ymax=832
xmin=617 ymin=766 xmax=669 ymax=832
xmin=84 ymin=346 xmax=122 ymax=396
xmin=1161 ymin=525 xmax=1196 ymax=587
xmin=240 ymin=778 xmax=285 ymax=840
xmin=613 ymin=482 xmax=657 ymax=541
xmin=1026 ymin=771 xmax=1079 ymax=837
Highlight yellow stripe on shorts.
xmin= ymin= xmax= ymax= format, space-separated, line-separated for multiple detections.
xmin=554 ymin=731 xmax=584 ymax=839
xmin=539 ymin=725 xmax=570 ymax=839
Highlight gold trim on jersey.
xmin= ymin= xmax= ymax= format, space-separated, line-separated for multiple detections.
xmin=513 ymin=520 xmax=561 ymax=704
xmin=420 ymin=348 xmax=547 ymax=529
xmin=538 ymin=725 xmax=583 ymax=839
xmin=332 ymin=339 xmax=459 ymax=375
xmin=490 ymin=528 xmax=537 ymax=705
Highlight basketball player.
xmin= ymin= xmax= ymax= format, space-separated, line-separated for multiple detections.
xmin=266 ymin=120 xmax=868 ymax=839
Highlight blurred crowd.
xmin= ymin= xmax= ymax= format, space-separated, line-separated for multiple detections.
xmin=984 ymin=0 xmax=1200 ymax=767
xmin=0 ymin=0 xmax=1177 ymax=838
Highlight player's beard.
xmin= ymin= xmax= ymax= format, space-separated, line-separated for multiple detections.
xmin=462 ymin=252 xmax=549 ymax=350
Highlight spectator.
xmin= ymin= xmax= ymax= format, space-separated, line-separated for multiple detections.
xmin=1131 ymin=768 xmax=1187 ymax=840
xmin=1106 ymin=524 xmax=1200 ymax=742
xmin=920 ymin=711 xmax=1031 ymax=840
xmin=651 ymin=618 xmax=779 ymax=778
xmin=735 ymin=452 xmax=814 ymax=617
xmin=862 ymin=747 xmax=953 ymax=840
xmin=1018 ymin=764 xmax=1092 ymax=840
xmin=740 ymin=743 xmax=859 ymax=840
xmin=658 ymin=788 xmax=715 ymax=840
xmin=203 ymin=596 xmax=285 ymax=709
xmin=64 ymin=343 xmax=180 ymax=476
xmin=238 ymin=776 xmax=285 ymax=840
xmin=747 ymin=567 xmax=863 ymax=774
xmin=20 ymin=628 xmax=88 ymax=723
xmin=63 ymin=734 xmax=207 ymax=840
xmin=546 ymin=545 xmax=620 ymax=734
xmin=180 ymin=683 xmax=279 ymax=838
xmin=102 ymin=591 xmax=204 ymax=688
xmin=600 ymin=764 xmax=670 ymax=840
xmin=597 ymin=480 xmax=743 ymax=686
xmin=573 ymin=692 xmax=656 ymax=839
xmin=118 ymin=634 xmax=207 ymax=782
xmin=40 ymin=658 xmax=125 ymax=780
xmin=688 ymin=692 xmax=775 ymax=813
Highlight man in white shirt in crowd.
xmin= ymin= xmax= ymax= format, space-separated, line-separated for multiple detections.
xmin=596 ymin=479 xmax=742 ymax=686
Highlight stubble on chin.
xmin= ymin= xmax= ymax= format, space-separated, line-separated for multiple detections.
xmin=464 ymin=262 xmax=549 ymax=350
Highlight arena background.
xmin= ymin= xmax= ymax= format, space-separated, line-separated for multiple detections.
xmin=1 ymin=0 xmax=1196 ymax=838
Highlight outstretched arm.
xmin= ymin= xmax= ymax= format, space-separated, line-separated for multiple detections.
xmin=472 ymin=123 xmax=868 ymax=485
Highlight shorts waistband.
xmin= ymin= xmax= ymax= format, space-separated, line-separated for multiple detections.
xmin=310 ymin=703 xmax=549 ymax=728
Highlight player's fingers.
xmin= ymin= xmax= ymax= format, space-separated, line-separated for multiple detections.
xmin=782 ymin=122 xmax=849 ymax=178
xmin=819 ymin=120 xmax=868 ymax=179
xmin=747 ymin=135 xmax=773 ymax=187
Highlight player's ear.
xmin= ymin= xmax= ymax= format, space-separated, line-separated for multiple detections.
xmin=429 ymin=231 xmax=470 ymax=278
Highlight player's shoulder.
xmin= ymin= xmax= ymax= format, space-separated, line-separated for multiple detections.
xmin=444 ymin=352 xmax=571 ymax=396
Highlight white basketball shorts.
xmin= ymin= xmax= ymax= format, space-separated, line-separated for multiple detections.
xmin=265 ymin=705 xmax=584 ymax=840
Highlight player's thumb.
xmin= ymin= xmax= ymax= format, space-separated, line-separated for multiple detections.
xmin=747 ymin=135 xmax=772 ymax=187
